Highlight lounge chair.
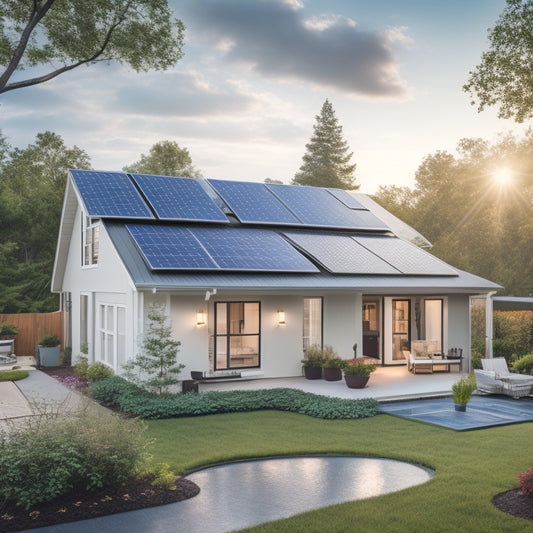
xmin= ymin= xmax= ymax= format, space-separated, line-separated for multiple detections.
xmin=474 ymin=369 xmax=504 ymax=395
xmin=479 ymin=358 xmax=533 ymax=399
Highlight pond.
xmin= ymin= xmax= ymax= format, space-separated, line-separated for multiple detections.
xmin=36 ymin=456 xmax=434 ymax=533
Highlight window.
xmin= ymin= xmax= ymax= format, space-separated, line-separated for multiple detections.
xmin=80 ymin=294 xmax=88 ymax=353
xmin=98 ymin=304 xmax=125 ymax=370
xmin=303 ymin=297 xmax=323 ymax=352
xmin=214 ymin=302 xmax=260 ymax=369
xmin=82 ymin=214 xmax=100 ymax=266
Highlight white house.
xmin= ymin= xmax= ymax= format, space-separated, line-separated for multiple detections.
xmin=51 ymin=170 xmax=501 ymax=379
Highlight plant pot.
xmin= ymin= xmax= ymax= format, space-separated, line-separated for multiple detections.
xmin=303 ymin=366 xmax=322 ymax=380
xmin=323 ymin=367 xmax=342 ymax=381
xmin=454 ymin=403 xmax=467 ymax=412
xmin=38 ymin=345 xmax=60 ymax=367
xmin=344 ymin=375 xmax=370 ymax=389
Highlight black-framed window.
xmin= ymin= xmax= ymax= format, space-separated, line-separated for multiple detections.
xmin=214 ymin=302 xmax=260 ymax=369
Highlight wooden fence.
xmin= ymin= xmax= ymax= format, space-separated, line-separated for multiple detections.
xmin=0 ymin=311 xmax=64 ymax=357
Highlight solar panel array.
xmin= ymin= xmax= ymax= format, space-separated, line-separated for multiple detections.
xmin=130 ymin=174 xmax=228 ymax=222
xmin=267 ymin=183 xmax=389 ymax=230
xmin=208 ymin=179 xmax=301 ymax=225
xmin=71 ymin=170 xmax=154 ymax=219
xmin=127 ymin=224 xmax=319 ymax=272
xmin=326 ymin=188 xmax=367 ymax=210
xmin=283 ymin=231 xmax=400 ymax=274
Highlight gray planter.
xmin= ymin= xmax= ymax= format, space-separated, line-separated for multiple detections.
xmin=39 ymin=345 xmax=60 ymax=367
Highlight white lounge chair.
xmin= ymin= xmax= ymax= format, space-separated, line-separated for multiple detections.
xmin=474 ymin=369 xmax=504 ymax=395
xmin=479 ymin=358 xmax=533 ymax=399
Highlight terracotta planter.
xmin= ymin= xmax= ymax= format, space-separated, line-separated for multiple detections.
xmin=454 ymin=403 xmax=467 ymax=412
xmin=303 ymin=366 xmax=322 ymax=380
xmin=323 ymin=367 xmax=342 ymax=381
xmin=344 ymin=375 xmax=370 ymax=389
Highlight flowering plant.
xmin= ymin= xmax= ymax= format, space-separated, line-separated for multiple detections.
xmin=51 ymin=375 xmax=88 ymax=389
xmin=519 ymin=468 xmax=533 ymax=495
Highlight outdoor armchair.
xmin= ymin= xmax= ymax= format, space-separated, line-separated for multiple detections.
xmin=479 ymin=358 xmax=533 ymax=399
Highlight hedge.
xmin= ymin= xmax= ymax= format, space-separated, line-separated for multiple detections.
xmin=91 ymin=376 xmax=381 ymax=420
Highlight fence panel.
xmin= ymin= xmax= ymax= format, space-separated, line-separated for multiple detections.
xmin=0 ymin=312 xmax=64 ymax=357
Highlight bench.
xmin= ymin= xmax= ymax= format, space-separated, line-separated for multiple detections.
xmin=407 ymin=353 xmax=462 ymax=374
xmin=190 ymin=371 xmax=242 ymax=383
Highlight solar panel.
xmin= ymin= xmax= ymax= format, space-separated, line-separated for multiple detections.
xmin=354 ymin=235 xmax=457 ymax=276
xmin=208 ymin=179 xmax=301 ymax=225
xmin=267 ymin=184 xmax=389 ymax=230
xmin=126 ymin=224 xmax=217 ymax=270
xmin=327 ymin=188 xmax=367 ymax=210
xmin=130 ymin=174 xmax=229 ymax=222
xmin=283 ymin=231 xmax=401 ymax=274
xmin=190 ymin=227 xmax=319 ymax=272
xmin=71 ymin=170 xmax=153 ymax=219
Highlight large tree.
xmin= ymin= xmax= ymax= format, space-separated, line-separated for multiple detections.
xmin=373 ymin=132 xmax=533 ymax=295
xmin=293 ymin=99 xmax=358 ymax=189
xmin=463 ymin=0 xmax=533 ymax=123
xmin=0 ymin=132 xmax=91 ymax=312
xmin=0 ymin=0 xmax=184 ymax=94
xmin=123 ymin=140 xmax=202 ymax=178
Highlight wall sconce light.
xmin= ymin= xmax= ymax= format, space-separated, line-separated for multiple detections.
xmin=196 ymin=310 xmax=206 ymax=326
xmin=277 ymin=309 xmax=286 ymax=325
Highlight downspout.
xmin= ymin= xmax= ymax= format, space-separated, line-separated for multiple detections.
xmin=485 ymin=291 xmax=496 ymax=359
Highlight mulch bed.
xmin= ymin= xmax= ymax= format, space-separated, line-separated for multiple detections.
xmin=0 ymin=477 xmax=199 ymax=532
xmin=492 ymin=489 xmax=533 ymax=521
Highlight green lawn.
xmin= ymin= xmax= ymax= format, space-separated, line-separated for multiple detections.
xmin=146 ymin=410 xmax=533 ymax=532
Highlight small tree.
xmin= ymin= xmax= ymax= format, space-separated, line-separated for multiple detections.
xmin=293 ymin=99 xmax=358 ymax=190
xmin=123 ymin=304 xmax=183 ymax=394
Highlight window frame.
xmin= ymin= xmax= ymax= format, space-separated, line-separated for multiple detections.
xmin=82 ymin=213 xmax=100 ymax=267
xmin=303 ymin=297 xmax=323 ymax=353
xmin=97 ymin=303 xmax=125 ymax=371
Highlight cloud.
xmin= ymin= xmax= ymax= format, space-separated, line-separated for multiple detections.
xmin=179 ymin=0 xmax=411 ymax=99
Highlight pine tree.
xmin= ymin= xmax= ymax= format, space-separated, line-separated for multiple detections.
xmin=293 ymin=100 xmax=358 ymax=189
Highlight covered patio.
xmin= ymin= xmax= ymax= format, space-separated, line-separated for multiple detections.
xmin=197 ymin=365 xmax=467 ymax=403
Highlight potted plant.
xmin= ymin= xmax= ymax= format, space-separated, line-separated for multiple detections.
xmin=0 ymin=323 xmax=18 ymax=339
xmin=302 ymin=344 xmax=325 ymax=380
xmin=37 ymin=334 xmax=61 ymax=367
xmin=452 ymin=374 xmax=477 ymax=411
xmin=343 ymin=360 xmax=376 ymax=389
xmin=322 ymin=357 xmax=345 ymax=381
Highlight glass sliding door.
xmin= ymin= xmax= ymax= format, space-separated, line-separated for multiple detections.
xmin=392 ymin=299 xmax=410 ymax=362
xmin=424 ymin=299 xmax=443 ymax=352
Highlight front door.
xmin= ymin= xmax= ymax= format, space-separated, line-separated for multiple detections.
xmin=383 ymin=298 xmax=411 ymax=365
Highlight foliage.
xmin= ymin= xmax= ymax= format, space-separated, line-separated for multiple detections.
xmin=301 ymin=344 xmax=327 ymax=367
xmin=471 ymin=351 xmax=483 ymax=370
xmin=147 ymin=462 xmax=177 ymax=490
xmin=511 ymin=353 xmax=533 ymax=375
xmin=51 ymin=374 xmax=88 ymax=389
xmin=0 ymin=131 xmax=91 ymax=312
xmin=518 ymin=467 xmax=533 ymax=495
xmin=293 ymin=99 xmax=358 ymax=189
xmin=0 ymin=403 xmax=151 ymax=509
xmin=73 ymin=355 xmax=113 ymax=382
xmin=0 ymin=322 xmax=18 ymax=335
xmin=342 ymin=361 xmax=376 ymax=377
xmin=452 ymin=374 xmax=477 ymax=405
xmin=322 ymin=357 xmax=345 ymax=369
xmin=90 ymin=376 xmax=381 ymax=420
xmin=0 ymin=0 xmax=185 ymax=94
xmin=0 ymin=369 xmax=28 ymax=381
xmin=372 ymin=131 xmax=533 ymax=296
xmin=463 ymin=0 xmax=533 ymax=123
xmin=494 ymin=311 xmax=533 ymax=358
xmin=123 ymin=140 xmax=202 ymax=178
xmin=37 ymin=334 xmax=60 ymax=347
xmin=123 ymin=304 xmax=184 ymax=394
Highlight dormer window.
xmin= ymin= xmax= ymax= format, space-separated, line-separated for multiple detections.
xmin=82 ymin=214 xmax=100 ymax=266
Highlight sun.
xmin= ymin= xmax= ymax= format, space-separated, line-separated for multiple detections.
xmin=492 ymin=167 xmax=513 ymax=187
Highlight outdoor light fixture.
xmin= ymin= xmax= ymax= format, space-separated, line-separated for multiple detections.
xmin=277 ymin=310 xmax=286 ymax=325
xmin=196 ymin=310 xmax=206 ymax=326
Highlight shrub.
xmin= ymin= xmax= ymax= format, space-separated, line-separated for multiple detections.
xmin=452 ymin=374 xmax=477 ymax=405
xmin=86 ymin=361 xmax=114 ymax=381
xmin=519 ymin=468 xmax=533 ymax=495
xmin=149 ymin=462 xmax=177 ymax=489
xmin=0 ymin=369 xmax=29 ymax=381
xmin=0 ymin=323 xmax=18 ymax=336
xmin=38 ymin=334 xmax=60 ymax=347
xmin=511 ymin=353 xmax=533 ymax=375
xmin=0 ymin=403 xmax=150 ymax=509
xmin=73 ymin=355 xmax=90 ymax=380
xmin=91 ymin=377 xmax=381 ymax=420
xmin=343 ymin=361 xmax=376 ymax=377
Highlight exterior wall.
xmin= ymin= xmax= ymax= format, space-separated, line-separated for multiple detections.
xmin=446 ymin=293 xmax=472 ymax=368
xmin=60 ymin=208 xmax=136 ymax=369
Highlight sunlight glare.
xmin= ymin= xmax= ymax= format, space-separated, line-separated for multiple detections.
xmin=492 ymin=168 xmax=513 ymax=186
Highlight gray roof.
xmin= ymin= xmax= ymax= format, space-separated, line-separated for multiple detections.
xmin=106 ymin=222 xmax=501 ymax=294
xmin=493 ymin=296 xmax=533 ymax=311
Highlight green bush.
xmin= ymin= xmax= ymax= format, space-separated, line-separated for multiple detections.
xmin=492 ymin=338 xmax=516 ymax=360
xmin=91 ymin=377 xmax=381 ymax=420
xmin=0 ymin=369 xmax=29 ymax=381
xmin=0 ymin=405 xmax=150 ymax=509
xmin=493 ymin=311 xmax=533 ymax=358
xmin=511 ymin=353 xmax=533 ymax=375
xmin=74 ymin=356 xmax=113 ymax=382
xmin=73 ymin=355 xmax=90 ymax=380
xmin=38 ymin=334 xmax=60 ymax=347
xmin=148 ymin=462 xmax=177 ymax=489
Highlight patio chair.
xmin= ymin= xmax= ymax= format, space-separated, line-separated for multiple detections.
xmin=474 ymin=369 xmax=504 ymax=395
xmin=480 ymin=358 xmax=533 ymax=399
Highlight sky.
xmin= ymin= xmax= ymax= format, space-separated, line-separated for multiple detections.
xmin=0 ymin=0 xmax=528 ymax=194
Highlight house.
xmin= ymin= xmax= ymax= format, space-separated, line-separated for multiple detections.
xmin=51 ymin=170 xmax=501 ymax=378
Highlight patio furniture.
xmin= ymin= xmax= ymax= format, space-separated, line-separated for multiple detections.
xmin=481 ymin=357 xmax=533 ymax=399
xmin=474 ymin=369 xmax=504 ymax=395
xmin=407 ymin=342 xmax=462 ymax=374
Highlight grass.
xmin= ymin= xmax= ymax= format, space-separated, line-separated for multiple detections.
xmin=0 ymin=369 xmax=29 ymax=381
xmin=146 ymin=410 xmax=533 ymax=532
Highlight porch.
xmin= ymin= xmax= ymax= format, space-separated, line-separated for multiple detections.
xmin=197 ymin=365 xmax=468 ymax=403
